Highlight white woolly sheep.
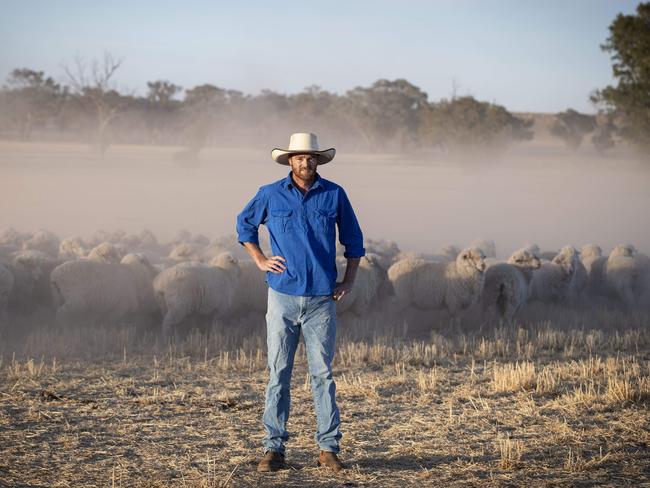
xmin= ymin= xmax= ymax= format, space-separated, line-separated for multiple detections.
xmin=606 ymin=244 xmax=649 ymax=307
xmin=530 ymin=246 xmax=579 ymax=303
xmin=166 ymin=243 xmax=202 ymax=263
xmin=9 ymin=250 xmax=63 ymax=314
xmin=22 ymin=229 xmax=60 ymax=257
xmin=87 ymin=242 xmax=123 ymax=263
xmin=59 ymin=237 xmax=88 ymax=260
xmin=481 ymin=248 xmax=541 ymax=323
xmin=153 ymin=252 xmax=241 ymax=336
xmin=363 ymin=238 xmax=401 ymax=269
xmin=469 ymin=239 xmax=497 ymax=259
xmin=335 ymin=253 xmax=392 ymax=316
xmin=388 ymin=246 xmax=486 ymax=314
xmin=0 ymin=227 xmax=28 ymax=248
xmin=51 ymin=253 xmax=158 ymax=325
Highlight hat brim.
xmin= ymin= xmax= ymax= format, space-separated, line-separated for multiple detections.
xmin=271 ymin=148 xmax=335 ymax=166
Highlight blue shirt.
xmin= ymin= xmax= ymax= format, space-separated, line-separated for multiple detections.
xmin=236 ymin=172 xmax=365 ymax=296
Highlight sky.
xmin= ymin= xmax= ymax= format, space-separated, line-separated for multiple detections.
xmin=0 ymin=0 xmax=641 ymax=113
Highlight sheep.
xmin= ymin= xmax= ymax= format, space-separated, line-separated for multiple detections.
xmin=568 ymin=258 xmax=588 ymax=301
xmin=87 ymin=242 xmax=123 ymax=263
xmin=0 ymin=261 xmax=14 ymax=322
xmin=204 ymin=234 xmax=256 ymax=262
xmin=50 ymin=253 xmax=158 ymax=325
xmin=59 ymin=237 xmax=89 ymax=260
xmin=335 ymin=253 xmax=392 ymax=316
xmin=439 ymin=244 xmax=461 ymax=261
xmin=87 ymin=229 xmax=127 ymax=247
xmin=605 ymin=244 xmax=648 ymax=307
xmin=578 ymin=245 xmax=607 ymax=298
xmin=388 ymin=246 xmax=486 ymax=314
xmin=120 ymin=228 xmax=159 ymax=252
xmin=8 ymin=250 xmax=63 ymax=314
xmin=166 ymin=243 xmax=202 ymax=263
xmin=22 ymin=229 xmax=60 ymax=257
xmin=530 ymin=246 xmax=579 ymax=303
xmin=0 ymin=227 xmax=27 ymax=248
xmin=231 ymin=259 xmax=268 ymax=314
xmin=363 ymin=238 xmax=401 ymax=269
xmin=481 ymin=248 xmax=541 ymax=323
xmin=469 ymin=239 xmax=496 ymax=259
xmin=153 ymin=252 xmax=241 ymax=336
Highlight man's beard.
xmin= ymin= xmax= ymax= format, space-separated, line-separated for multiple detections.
xmin=294 ymin=166 xmax=316 ymax=180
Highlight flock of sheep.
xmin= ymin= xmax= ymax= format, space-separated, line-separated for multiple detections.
xmin=1 ymin=227 xmax=649 ymax=337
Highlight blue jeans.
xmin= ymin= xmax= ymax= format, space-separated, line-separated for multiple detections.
xmin=262 ymin=287 xmax=341 ymax=454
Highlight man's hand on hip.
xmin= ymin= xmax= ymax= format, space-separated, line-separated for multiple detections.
xmin=256 ymin=255 xmax=287 ymax=274
xmin=332 ymin=281 xmax=353 ymax=301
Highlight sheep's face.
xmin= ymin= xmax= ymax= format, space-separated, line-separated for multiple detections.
xmin=457 ymin=247 xmax=486 ymax=273
xmin=553 ymin=246 xmax=578 ymax=274
xmin=611 ymin=244 xmax=636 ymax=258
xmin=169 ymin=243 xmax=197 ymax=260
xmin=508 ymin=249 xmax=541 ymax=269
xmin=88 ymin=243 xmax=122 ymax=263
xmin=211 ymin=252 xmax=238 ymax=269
xmin=59 ymin=238 xmax=87 ymax=259
xmin=580 ymin=244 xmax=602 ymax=259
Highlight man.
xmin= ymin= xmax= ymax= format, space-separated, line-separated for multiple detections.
xmin=236 ymin=132 xmax=364 ymax=473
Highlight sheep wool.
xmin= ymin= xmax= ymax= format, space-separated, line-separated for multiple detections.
xmin=153 ymin=252 xmax=240 ymax=336
xmin=388 ymin=246 xmax=486 ymax=314
xmin=481 ymin=248 xmax=541 ymax=323
xmin=530 ymin=246 xmax=579 ymax=303
xmin=50 ymin=253 xmax=158 ymax=325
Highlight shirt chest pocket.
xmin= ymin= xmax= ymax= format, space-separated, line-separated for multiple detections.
xmin=315 ymin=209 xmax=337 ymax=235
xmin=270 ymin=209 xmax=293 ymax=233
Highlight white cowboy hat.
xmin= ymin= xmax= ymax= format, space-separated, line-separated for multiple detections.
xmin=271 ymin=132 xmax=335 ymax=165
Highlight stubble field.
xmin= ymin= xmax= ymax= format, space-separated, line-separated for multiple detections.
xmin=1 ymin=309 xmax=650 ymax=487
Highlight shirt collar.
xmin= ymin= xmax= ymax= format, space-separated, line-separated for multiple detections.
xmin=285 ymin=171 xmax=322 ymax=191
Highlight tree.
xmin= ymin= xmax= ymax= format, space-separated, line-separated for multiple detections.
xmin=3 ymin=68 xmax=66 ymax=139
xmin=424 ymin=96 xmax=533 ymax=153
xmin=62 ymin=52 xmax=126 ymax=156
xmin=592 ymin=2 xmax=650 ymax=154
xmin=550 ymin=109 xmax=597 ymax=150
xmin=145 ymin=80 xmax=182 ymax=143
xmin=344 ymin=79 xmax=429 ymax=150
xmin=591 ymin=112 xmax=617 ymax=152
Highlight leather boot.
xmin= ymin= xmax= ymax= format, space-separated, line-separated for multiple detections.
xmin=317 ymin=450 xmax=344 ymax=472
xmin=257 ymin=450 xmax=286 ymax=472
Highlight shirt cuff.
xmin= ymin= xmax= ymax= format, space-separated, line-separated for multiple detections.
xmin=237 ymin=232 xmax=259 ymax=246
xmin=343 ymin=246 xmax=365 ymax=259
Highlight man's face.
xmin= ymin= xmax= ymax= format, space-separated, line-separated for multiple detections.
xmin=289 ymin=153 xmax=318 ymax=181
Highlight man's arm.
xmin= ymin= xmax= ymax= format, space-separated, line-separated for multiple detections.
xmin=333 ymin=257 xmax=360 ymax=301
xmin=237 ymin=187 xmax=286 ymax=274
xmin=333 ymin=188 xmax=365 ymax=301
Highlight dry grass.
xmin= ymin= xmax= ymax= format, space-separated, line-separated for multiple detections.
xmin=1 ymin=315 xmax=649 ymax=487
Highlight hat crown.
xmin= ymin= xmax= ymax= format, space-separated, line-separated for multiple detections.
xmin=288 ymin=132 xmax=320 ymax=152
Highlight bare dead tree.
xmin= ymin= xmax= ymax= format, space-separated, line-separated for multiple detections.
xmin=62 ymin=51 xmax=125 ymax=156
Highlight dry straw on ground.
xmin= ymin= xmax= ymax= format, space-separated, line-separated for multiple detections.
xmin=1 ymin=310 xmax=650 ymax=487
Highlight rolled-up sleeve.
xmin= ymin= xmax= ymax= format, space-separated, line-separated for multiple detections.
xmin=337 ymin=188 xmax=365 ymax=258
xmin=236 ymin=188 xmax=268 ymax=246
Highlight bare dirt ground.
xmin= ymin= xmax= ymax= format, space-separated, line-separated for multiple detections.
xmin=1 ymin=313 xmax=649 ymax=487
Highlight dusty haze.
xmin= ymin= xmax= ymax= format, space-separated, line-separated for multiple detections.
xmin=1 ymin=138 xmax=649 ymax=257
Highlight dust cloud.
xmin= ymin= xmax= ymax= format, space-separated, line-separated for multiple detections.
xmin=1 ymin=138 xmax=649 ymax=257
